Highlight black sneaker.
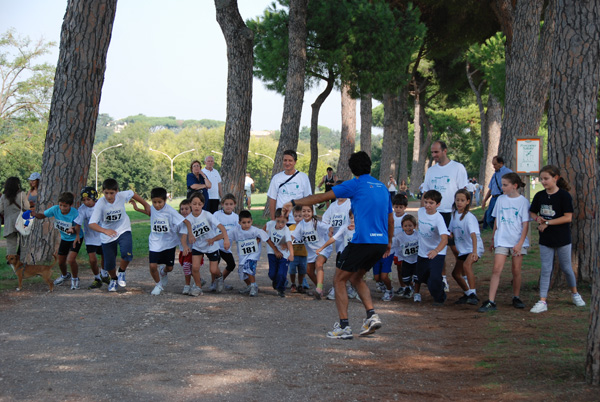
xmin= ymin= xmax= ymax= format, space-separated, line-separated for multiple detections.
xmin=478 ymin=300 xmax=497 ymax=312
xmin=512 ymin=296 xmax=525 ymax=309
xmin=88 ymin=279 xmax=103 ymax=289
xmin=454 ymin=294 xmax=469 ymax=305
xmin=101 ymin=275 xmax=110 ymax=285
xmin=466 ymin=293 xmax=480 ymax=305
xmin=278 ymin=291 xmax=285 ymax=298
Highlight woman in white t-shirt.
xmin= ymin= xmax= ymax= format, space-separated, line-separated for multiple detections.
xmin=479 ymin=173 xmax=529 ymax=313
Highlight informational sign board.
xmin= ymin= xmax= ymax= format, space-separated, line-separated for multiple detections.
xmin=515 ymin=137 xmax=543 ymax=174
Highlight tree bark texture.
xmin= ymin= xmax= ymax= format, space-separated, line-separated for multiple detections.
xmin=379 ymin=93 xmax=399 ymax=183
xmin=360 ymin=93 xmax=372 ymax=156
xmin=24 ymin=0 xmax=117 ymax=263
xmin=466 ymin=60 xmax=489 ymax=185
xmin=494 ymin=0 xmax=555 ymax=167
xmin=484 ymin=93 xmax=502 ymax=191
xmin=272 ymin=0 xmax=308 ymax=182
xmin=397 ymin=88 xmax=409 ymax=185
xmin=308 ymin=74 xmax=335 ymax=192
xmin=215 ymin=0 xmax=254 ymax=213
xmin=337 ymin=84 xmax=356 ymax=181
xmin=409 ymin=88 xmax=432 ymax=195
xmin=544 ymin=0 xmax=600 ymax=384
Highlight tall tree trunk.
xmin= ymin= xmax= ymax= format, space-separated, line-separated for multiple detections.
xmin=308 ymin=74 xmax=335 ymax=191
xmin=215 ymin=0 xmax=254 ymax=213
xmin=24 ymin=0 xmax=117 ymax=263
xmin=409 ymin=86 xmax=433 ymax=195
xmin=265 ymin=0 xmax=308 ymax=216
xmin=379 ymin=93 xmax=399 ymax=183
xmin=360 ymin=93 xmax=372 ymax=156
xmin=337 ymin=84 xmax=356 ymax=180
xmin=493 ymin=0 xmax=555 ymax=166
xmin=466 ymin=60 xmax=489 ymax=185
xmin=484 ymin=93 xmax=502 ymax=190
xmin=398 ymin=87 xmax=409 ymax=185
xmin=544 ymin=0 xmax=600 ymax=384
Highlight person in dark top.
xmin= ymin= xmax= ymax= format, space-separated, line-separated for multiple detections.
xmin=186 ymin=160 xmax=211 ymax=211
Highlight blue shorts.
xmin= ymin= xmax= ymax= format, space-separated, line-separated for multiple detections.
xmin=239 ymin=259 xmax=257 ymax=281
xmin=149 ymin=247 xmax=176 ymax=266
xmin=288 ymin=255 xmax=307 ymax=275
xmin=372 ymin=253 xmax=394 ymax=275
xmin=102 ymin=231 xmax=133 ymax=271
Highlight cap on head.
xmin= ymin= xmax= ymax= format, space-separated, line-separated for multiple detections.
xmin=28 ymin=172 xmax=41 ymax=181
xmin=81 ymin=186 xmax=99 ymax=201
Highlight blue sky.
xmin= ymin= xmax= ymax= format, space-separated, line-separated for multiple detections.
xmin=1 ymin=0 xmax=379 ymax=132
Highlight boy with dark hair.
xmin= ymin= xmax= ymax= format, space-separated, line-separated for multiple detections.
xmin=33 ymin=191 xmax=81 ymax=289
xmin=89 ymin=179 xmax=149 ymax=292
xmin=265 ymin=208 xmax=294 ymax=297
xmin=390 ymin=194 xmax=409 ymax=296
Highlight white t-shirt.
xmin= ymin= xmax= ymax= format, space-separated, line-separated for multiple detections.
xmin=417 ymin=207 xmax=450 ymax=257
xmin=422 ymin=160 xmax=469 ymax=213
xmin=74 ymin=204 xmax=102 ymax=246
xmin=449 ymin=210 xmax=484 ymax=257
xmin=213 ymin=210 xmax=239 ymax=253
xmin=321 ymin=199 xmax=351 ymax=251
xmin=392 ymin=230 xmax=419 ymax=264
xmin=291 ymin=219 xmax=333 ymax=262
xmin=492 ymin=195 xmax=530 ymax=248
xmin=229 ymin=226 xmax=269 ymax=265
xmin=244 ymin=176 xmax=254 ymax=191
xmin=187 ymin=210 xmax=222 ymax=254
xmin=265 ymin=221 xmax=293 ymax=259
xmin=176 ymin=215 xmax=192 ymax=250
xmin=465 ymin=182 xmax=476 ymax=193
xmin=267 ymin=170 xmax=312 ymax=223
xmin=393 ymin=213 xmax=407 ymax=237
xmin=149 ymin=204 xmax=185 ymax=252
xmin=89 ymin=190 xmax=134 ymax=244
xmin=202 ymin=168 xmax=222 ymax=200
xmin=331 ymin=224 xmax=355 ymax=254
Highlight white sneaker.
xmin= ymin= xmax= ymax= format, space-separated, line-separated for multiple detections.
xmin=53 ymin=272 xmax=72 ymax=286
xmin=326 ymin=287 xmax=336 ymax=300
xmin=381 ymin=290 xmax=393 ymax=302
xmin=224 ymin=283 xmax=234 ymax=291
xmin=359 ymin=313 xmax=382 ymax=336
xmin=413 ymin=293 xmax=422 ymax=303
xmin=239 ymin=285 xmax=251 ymax=295
xmin=216 ymin=276 xmax=224 ymax=293
xmin=151 ymin=284 xmax=163 ymax=296
xmin=117 ymin=272 xmax=126 ymax=287
xmin=443 ymin=278 xmax=449 ymax=293
xmin=159 ymin=266 xmax=168 ymax=287
xmin=182 ymin=285 xmax=191 ymax=295
xmin=572 ymin=293 xmax=586 ymax=307
xmin=347 ymin=286 xmax=358 ymax=299
xmin=249 ymin=283 xmax=258 ymax=297
xmin=190 ymin=285 xmax=203 ymax=297
xmin=209 ymin=281 xmax=217 ymax=292
xmin=530 ymin=300 xmax=548 ymax=313
xmin=376 ymin=281 xmax=386 ymax=293
xmin=70 ymin=278 xmax=80 ymax=290
xmin=108 ymin=279 xmax=118 ymax=292
xmin=326 ymin=322 xmax=353 ymax=340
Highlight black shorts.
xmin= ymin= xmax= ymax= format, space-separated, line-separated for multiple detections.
xmin=456 ymin=254 xmax=468 ymax=261
xmin=192 ymin=249 xmax=220 ymax=261
xmin=58 ymin=239 xmax=82 ymax=256
xmin=85 ymin=244 xmax=103 ymax=255
xmin=149 ymin=247 xmax=176 ymax=266
xmin=440 ymin=212 xmax=455 ymax=247
xmin=336 ymin=243 xmax=388 ymax=273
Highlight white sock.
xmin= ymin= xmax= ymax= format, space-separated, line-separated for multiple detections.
xmin=101 ymin=269 xmax=108 ymax=277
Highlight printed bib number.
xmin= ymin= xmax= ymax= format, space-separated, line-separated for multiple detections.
xmin=270 ymin=232 xmax=283 ymax=245
xmin=192 ymin=222 xmax=211 ymax=238
xmin=331 ymin=214 xmax=344 ymax=227
xmin=105 ymin=213 xmax=122 ymax=222
xmin=302 ymin=232 xmax=318 ymax=243
xmin=239 ymin=239 xmax=258 ymax=256
xmin=55 ymin=220 xmax=72 ymax=234
xmin=402 ymin=242 xmax=418 ymax=257
xmin=152 ymin=223 xmax=170 ymax=233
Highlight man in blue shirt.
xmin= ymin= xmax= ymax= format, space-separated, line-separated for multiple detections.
xmin=482 ymin=156 xmax=513 ymax=229
xmin=282 ymin=151 xmax=393 ymax=340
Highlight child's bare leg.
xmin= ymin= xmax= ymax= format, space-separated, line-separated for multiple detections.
xmin=58 ymin=255 xmax=68 ymax=276
xmin=381 ymin=272 xmax=392 ymax=290
xmin=316 ymin=256 xmax=326 ymax=286
xmin=209 ymin=260 xmax=222 ymax=278
xmin=191 ymin=255 xmax=203 ymax=286
xmin=452 ymin=260 xmax=468 ymax=291
xmin=67 ymin=250 xmax=79 ymax=278
xmin=306 ymin=263 xmax=317 ymax=285
xmin=290 ymin=273 xmax=297 ymax=285
xmin=248 ymin=274 xmax=255 ymax=284
xmin=488 ymin=254 xmax=507 ymax=301
xmin=511 ymin=255 xmax=523 ymax=298
xmin=88 ymin=252 xmax=100 ymax=276
xmin=463 ymin=257 xmax=477 ymax=290
xmin=149 ymin=262 xmax=160 ymax=283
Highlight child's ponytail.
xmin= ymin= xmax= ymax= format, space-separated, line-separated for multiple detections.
xmin=540 ymin=165 xmax=571 ymax=191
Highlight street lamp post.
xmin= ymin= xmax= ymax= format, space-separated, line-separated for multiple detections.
xmin=149 ymin=147 xmax=196 ymax=198
xmin=93 ymin=143 xmax=123 ymax=191
xmin=254 ymin=152 xmax=274 ymax=164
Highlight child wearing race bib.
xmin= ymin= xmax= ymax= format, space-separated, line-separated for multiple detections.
xmin=213 ymin=194 xmax=240 ymax=291
xmin=186 ymin=192 xmax=230 ymax=297
xmin=391 ymin=194 xmax=409 ymax=296
xmin=177 ymin=199 xmax=198 ymax=295
xmin=264 ymin=208 xmax=294 ymax=297
xmin=229 ymin=210 xmax=274 ymax=297
xmin=392 ymin=214 xmax=419 ymax=299
xmin=288 ymin=205 xmax=308 ymax=293
xmin=88 ymin=178 xmax=149 ymax=292
xmin=321 ymin=193 xmax=351 ymax=254
xmin=449 ymin=189 xmax=483 ymax=306
xmin=131 ymin=187 xmax=193 ymax=296
xmin=291 ymin=205 xmax=333 ymax=299
xmin=73 ymin=187 xmax=108 ymax=289
xmin=33 ymin=192 xmax=82 ymax=290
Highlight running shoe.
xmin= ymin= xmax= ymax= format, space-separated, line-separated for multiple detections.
xmin=278 ymin=291 xmax=285 ymax=298
xmin=159 ymin=266 xmax=168 ymax=287
xmin=290 ymin=284 xmax=298 ymax=293
xmin=572 ymin=293 xmax=586 ymax=307
xmin=442 ymin=278 xmax=450 ymax=293
xmin=402 ymin=286 xmax=414 ymax=299
xmin=239 ymin=285 xmax=251 ymax=295
xmin=382 ymin=290 xmax=393 ymax=302
xmin=101 ymin=275 xmax=111 ymax=285
xmin=151 ymin=284 xmax=163 ymax=296
xmin=249 ymin=283 xmax=258 ymax=297
xmin=413 ymin=293 xmax=421 ymax=303
xmin=190 ymin=285 xmax=203 ymax=297
xmin=327 ymin=323 xmax=353 ymax=340
xmin=209 ymin=281 xmax=217 ymax=292
xmin=326 ymin=287 xmax=336 ymax=300
xmin=201 ymin=278 xmax=207 ymax=287
xmin=216 ymin=276 xmax=224 ymax=293
xmin=466 ymin=293 xmax=480 ymax=305
xmin=347 ymin=286 xmax=358 ymax=299
xmin=478 ymin=300 xmax=497 ymax=312
xmin=88 ymin=279 xmax=103 ymax=289
xmin=117 ymin=271 xmax=126 ymax=287
xmin=108 ymin=279 xmax=118 ymax=292
xmin=71 ymin=278 xmax=80 ymax=290
xmin=224 ymin=283 xmax=234 ymax=291
xmin=314 ymin=287 xmax=323 ymax=300
xmin=53 ymin=272 xmax=72 ymax=286
xmin=359 ymin=314 xmax=382 ymax=336
xmin=530 ymin=300 xmax=547 ymax=313
xmin=512 ymin=296 xmax=525 ymax=309
xmin=455 ymin=294 xmax=469 ymax=305
xmin=182 ymin=285 xmax=191 ymax=295
xmin=376 ymin=282 xmax=386 ymax=293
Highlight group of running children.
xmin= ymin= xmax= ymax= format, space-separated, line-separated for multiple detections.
xmin=33 ymin=164 xmax=586 ymax=314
